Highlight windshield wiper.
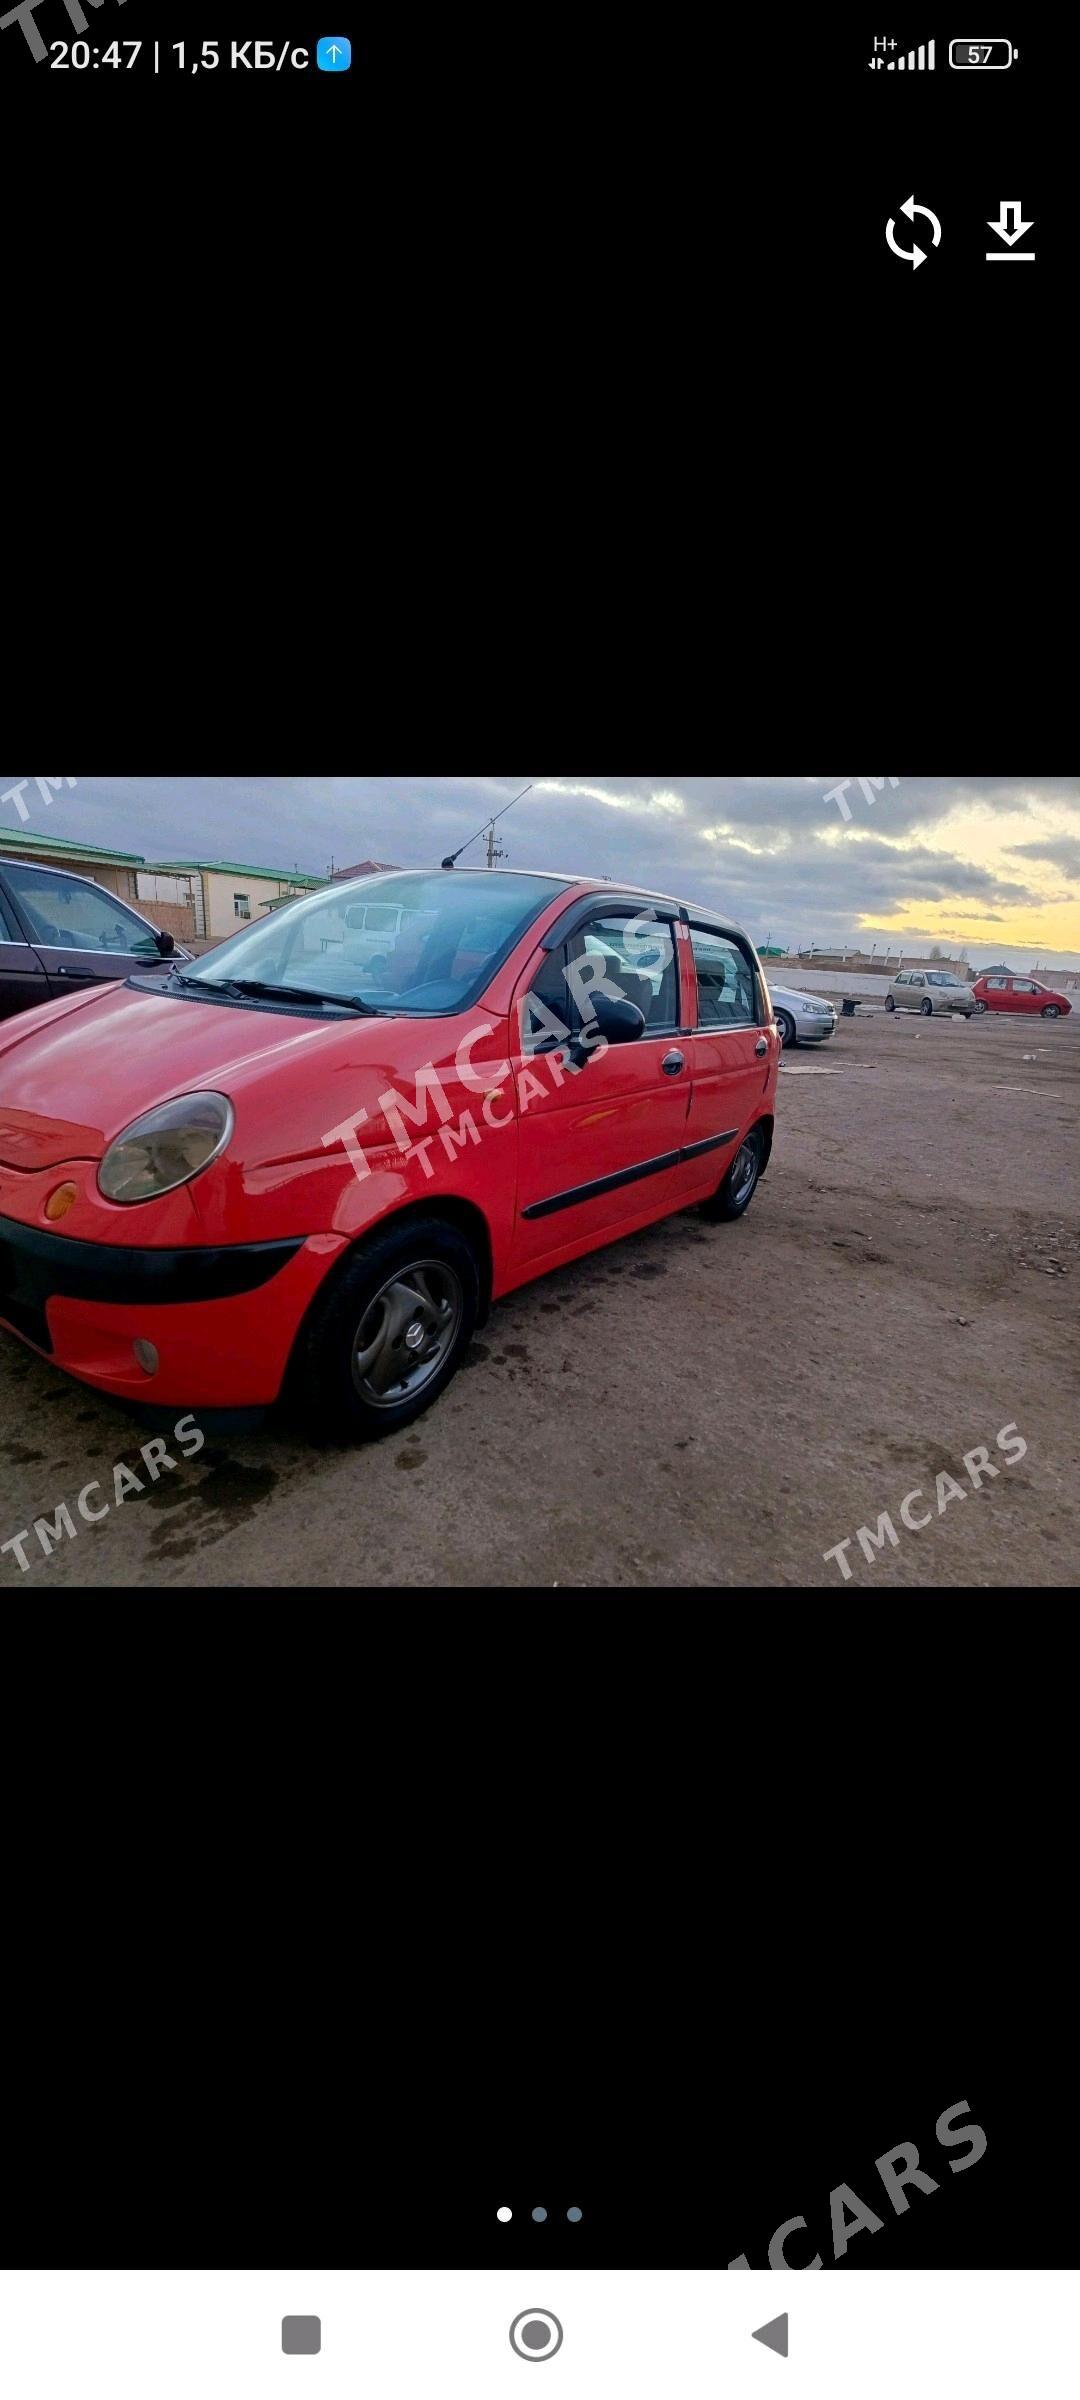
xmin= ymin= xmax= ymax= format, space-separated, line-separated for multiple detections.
xmin=205 ymin=976 xmax=381 ymax=1015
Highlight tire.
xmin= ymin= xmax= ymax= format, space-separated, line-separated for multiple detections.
xmin=775 ymin=1009 xmax=796 ymax=1049
xmin=920 ymin=997 xmax=933 ymax=1016
xmin=289 ymin=1214 xmax=479 ymax=1442
xmin=884 ymin=994 xmax=896 ymax=1012
xmin=1041 ymin=1004 xmax=1061 ymax=1018
xmin=702 ymin=1126 xmax=764 ymax=1222
xmin=974 ymin=999 xmax=987 ymax=1012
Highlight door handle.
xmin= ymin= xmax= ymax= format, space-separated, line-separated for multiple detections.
xmin=755 ymin=1036 xmax=768 ymax=1056
xmin=661 ymin=1049 xmax=685 ymax=1076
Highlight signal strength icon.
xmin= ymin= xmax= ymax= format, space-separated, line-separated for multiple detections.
xmin=869 ymin=37 xmax=936 ymax=68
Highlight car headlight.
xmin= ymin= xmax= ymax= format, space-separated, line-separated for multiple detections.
xmin=805 ymin=1003 xmax=834 ymax=1016
xmin=98 ymin=1092 xmax=234 ymax=1205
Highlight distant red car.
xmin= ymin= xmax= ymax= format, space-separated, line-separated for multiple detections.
xmin=0 ymin=870 xmax=780 ymax=1438
xmin=971 ymin=973 xmax=1072 ymax=1018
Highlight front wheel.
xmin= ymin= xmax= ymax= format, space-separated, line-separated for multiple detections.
xmin=702 ymin=1127 xmax=764 ymax=1222
xmin=1041 ymin=1004 xmax=1061 ymax=1018
xmin=775 ymin=1009 xmax=796 ymax=1049
xmin=289 ymin=1214 xmax=479 ymax=1441
xmin=974 ymin=999 xmax=987 ymax=1012
xmin=884 ymin=994 xmax=896 ymax=1012
xmin=920 ymin=998 xmax=933 ymax=1016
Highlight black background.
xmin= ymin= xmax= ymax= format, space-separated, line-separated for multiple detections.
xmin=4 ymin=2 xmax=1071 ymax=725
xmin=1 ymin=1621 xmax=1071 ymax=2272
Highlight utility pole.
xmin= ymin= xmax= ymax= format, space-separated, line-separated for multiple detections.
xmin=444 ymin=785 xmax=532 ymax=872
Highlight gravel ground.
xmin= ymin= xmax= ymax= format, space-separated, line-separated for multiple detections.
xmin=1 ymin=1008 xmax=1076 ymax=1589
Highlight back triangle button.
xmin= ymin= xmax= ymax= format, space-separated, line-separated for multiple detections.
xmin=752 ymin=2313 xmax=789 ymax=2358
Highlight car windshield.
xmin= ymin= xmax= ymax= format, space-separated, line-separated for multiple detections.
xmin=927 ymin=972 xmax=964 ymax=986
xmin=176 ymin=871 xmax=567 ymax=1015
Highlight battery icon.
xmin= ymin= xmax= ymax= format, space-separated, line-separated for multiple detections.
xmin=948 ymin=39 xmax=1018 ymax=67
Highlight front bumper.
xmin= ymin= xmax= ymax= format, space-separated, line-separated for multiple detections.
xmin=797 ymin=1016 xmax=836 ymax=1042
xmin=0 ymin=1212 xmax=346 ymax=1406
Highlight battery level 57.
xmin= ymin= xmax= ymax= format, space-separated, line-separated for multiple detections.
xmin=948 ymin=40 xmax=1018 ymax=68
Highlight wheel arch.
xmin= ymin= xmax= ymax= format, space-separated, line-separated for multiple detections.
xmin=337 ymin=1192 xmax=495 ymax=1323
xmin=280 ymin=1192 xmax=496 ymax=1414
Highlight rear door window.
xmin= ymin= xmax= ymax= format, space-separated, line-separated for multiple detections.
xmin=689 ymin=928 xmax=759 ymax=1027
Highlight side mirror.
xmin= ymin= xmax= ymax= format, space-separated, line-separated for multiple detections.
xmin=154 ymin=929 xmax=176 ymax=957
xmin=589 ymin=990 xmax=646 ymax=1043
xmin=568 ymin=990 xmax=646 ymax=1066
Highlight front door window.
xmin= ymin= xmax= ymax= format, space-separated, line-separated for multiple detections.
xmin=5 ymin=866 xmax=160 ymax=956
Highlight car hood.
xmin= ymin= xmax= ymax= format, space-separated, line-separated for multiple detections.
xmin=770 ymin=986 xmax=832 ymax=1010
xmin=0 ymin=979 xmax=445 ymax=1171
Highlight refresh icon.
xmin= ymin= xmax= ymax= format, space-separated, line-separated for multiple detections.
xmin=885 ymin=194 xmax=942 ymax=268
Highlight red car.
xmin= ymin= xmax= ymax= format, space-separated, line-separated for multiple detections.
xmin=971 ymin=973 xmax=1072 ymax=1018
xmin=0 ymin=871 xmax=779 ymax=1438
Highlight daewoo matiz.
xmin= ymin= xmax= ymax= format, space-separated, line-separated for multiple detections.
xmin=0 ymin=871 xmax=780 ymax=1438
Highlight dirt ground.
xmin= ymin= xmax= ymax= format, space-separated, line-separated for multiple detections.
xmin=1 ymin=1007 xmax=1077 ymax=1589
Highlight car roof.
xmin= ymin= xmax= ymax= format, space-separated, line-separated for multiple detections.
xmin=345 ymin=865 xmax=688 ymax=905
xmin=343 ymin=865 xmax=752 ymax=936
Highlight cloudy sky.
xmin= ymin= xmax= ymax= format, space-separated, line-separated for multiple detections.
xmin=8 ymin=774 xmax=1080 ymax=967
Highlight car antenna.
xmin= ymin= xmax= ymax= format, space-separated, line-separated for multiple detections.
xmin=441 ymin=784 xmax=533 ymax=868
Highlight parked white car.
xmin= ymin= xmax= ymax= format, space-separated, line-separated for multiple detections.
xmin=885 ymin=969 xmax=976 ymax=1018
xmin=769 ymin=984 xmax=837 ymax=1048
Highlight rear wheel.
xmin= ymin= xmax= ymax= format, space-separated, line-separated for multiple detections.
xmin=703 ymin=1127 xmax=764 ymax=1222
xmin=290 ymin=1214 xmax=479 ymax=1441
xmin=1041 ymin=1004 xmax=1061 ymax=1018
xmin=920 ymin=997 xmax=933 ymax=1016
xmin=775 ymin=1009 xmax=796 ymax=1049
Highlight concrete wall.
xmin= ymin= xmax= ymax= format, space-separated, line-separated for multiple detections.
xmin=782 ymin=952 xmax=968 ymax=977
xmin=769 ymin=967 xmax=915 ymax=1000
